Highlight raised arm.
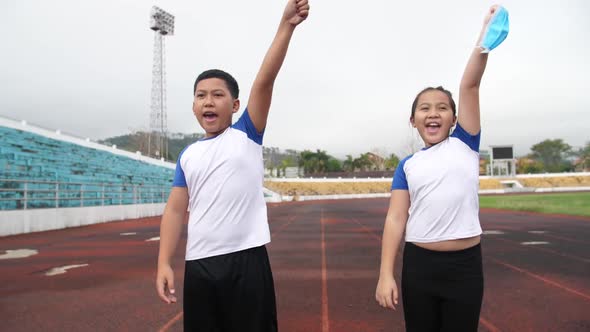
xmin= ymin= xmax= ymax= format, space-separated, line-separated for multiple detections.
xmin=458 ymin=6 xmax=501 ymax=135
xmin=376 ymin=190 xmax=410 ymax=310
xmin=247 ymin=0 xmax=310 ymax=133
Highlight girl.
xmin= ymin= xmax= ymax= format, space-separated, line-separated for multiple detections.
xmin=376 ymin=5 xmax=508 ymax=331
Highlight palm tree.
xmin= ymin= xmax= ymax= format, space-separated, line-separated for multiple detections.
xmin=299 ymin=150 xmax=331 ymax=175
xmin=342 ymin=155 xmax=354 ymax=172
xmin=353 ymin=153 xmax=372 ymax=171
xmin=384 ymin=153 xmax=400 ymax=170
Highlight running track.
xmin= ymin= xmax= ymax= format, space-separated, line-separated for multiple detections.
xmin=1 ymin=198 xmax=589 ymax=331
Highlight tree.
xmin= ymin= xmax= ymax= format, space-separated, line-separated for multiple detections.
xmin=315 ymin=150 xmax=330 ymax=173
xmin=353 ymin=153 xmax=373 ymax=171
xmin=573 ymin=141 xmax=590 ymax=171
xmin=326 ymin=158 xmax=343 ymax=172
xmin=298 ymin=150 xmax=316 ymax=174
xmin=530 ymin=139 xmax=573 ymax=172
xmin=298 ymin=149 xmax=331 ymax=175
xmin=342 ymin=155 xmax=354 ymax=172
xmin=277 ymin=157 xmax=297 ymax=177
xmin=384 ymin=153 xmax=400 ymax=170
xmin=101 ymin=131 xmax=203 ymax=162
xmin=516 ymin=157 xmax=544 ymax=174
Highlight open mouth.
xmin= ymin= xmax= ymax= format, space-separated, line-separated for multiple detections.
xmin=425 ymin=122 xmax=441 ymax=134
xmin=203 ymin=111 xmax=218 ymax=122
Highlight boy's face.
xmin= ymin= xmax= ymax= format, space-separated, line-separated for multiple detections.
xmin=193 ymin=78 xmax=240 ymax=138
xmin=411 ymin=90 xmax=456 ymax=148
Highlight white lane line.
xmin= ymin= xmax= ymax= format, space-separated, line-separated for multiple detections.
xmin=483 ymin=230 xmax=505 ymax=235
xmin=320 ymin=209 xmax=330 ymax=332
xmin=44 ymin=264 xmax=89 ymax=276
xmin=521 ymin=241 xmax=550 ymax=245
xmin=146 ymin=237 xmax=160 ymax=242
xmin=528 ymin=231 xmax=546 ymax=234
xmin=0 ymin=249 xmax=39 ymax=260
xmin=120 ymin=232 xmax=137 ymax=236
xmin=490 ymin=258 xmax=590 ymax=301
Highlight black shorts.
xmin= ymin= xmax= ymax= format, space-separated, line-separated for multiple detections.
xmin=183 ymin=245 xmax=278 ymax=332
xmin=402 ymin=242 xmax=484 ymax=332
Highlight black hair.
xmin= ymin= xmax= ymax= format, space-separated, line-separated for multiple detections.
xmin=193 ymin=69 xmax=239 ymax=99
xmin=410 ymin=86 xmax=456 ymax=118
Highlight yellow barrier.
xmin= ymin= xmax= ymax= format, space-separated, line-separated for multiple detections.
xmin=265 ymin=175 xmax=590 ymax=195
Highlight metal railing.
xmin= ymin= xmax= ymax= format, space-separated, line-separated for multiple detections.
xmin=0 ymin=178 xmax=171 ymax=210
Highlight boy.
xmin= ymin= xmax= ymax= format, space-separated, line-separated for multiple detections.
xmin=156 ymin=1 xmax=310 ymax=331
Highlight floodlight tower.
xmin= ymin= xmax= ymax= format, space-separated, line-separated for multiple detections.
xmin=149 ymin=6 xmax=174 ymax=159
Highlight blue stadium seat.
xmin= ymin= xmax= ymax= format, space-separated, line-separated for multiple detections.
xmin=0 ymin=126 xmax=173 ymax=210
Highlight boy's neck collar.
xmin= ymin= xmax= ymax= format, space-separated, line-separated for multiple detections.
xmin=201 ymin=126 xmax=231 ymax=141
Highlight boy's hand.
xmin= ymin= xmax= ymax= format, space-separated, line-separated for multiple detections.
xmin=283 ymin=0 xmax=310 ymax=26
xmin=156 ymin=264 xmax=177 ymax=304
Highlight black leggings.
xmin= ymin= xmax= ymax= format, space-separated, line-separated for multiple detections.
xmin=402 ymin=242 xmax=484 ymax=332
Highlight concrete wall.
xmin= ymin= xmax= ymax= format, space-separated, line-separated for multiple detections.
xmin=0 ymin=203 xmax=165 ymax=236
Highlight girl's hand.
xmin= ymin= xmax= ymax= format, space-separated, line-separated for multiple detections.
xmin=376 ymin=275 xmax=399 ymax=310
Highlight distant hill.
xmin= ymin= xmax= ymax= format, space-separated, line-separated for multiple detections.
xmin=100 ymin=132 xmax=204 ymax=162
xmin=100 ymin=132 xmax=302 ymax=168
xmin=98 ymin=133 xmax=404 ymax=177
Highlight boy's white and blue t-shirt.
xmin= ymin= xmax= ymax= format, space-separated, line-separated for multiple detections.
xmin=173 ymin=109 xmax=270 ymax=261
xmin=392 ymin=123 xmax=483 ymax=243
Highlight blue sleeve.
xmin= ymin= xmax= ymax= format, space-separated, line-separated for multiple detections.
xmin=451 ymin=122 xmax=480 ymax=152
xmin=391 ymin=156 xmax=411 ymax=190
xmin=172 ymin=148 xmax=188 ymax=187
xmin=232 ymin=108 xmax=264 ymax=145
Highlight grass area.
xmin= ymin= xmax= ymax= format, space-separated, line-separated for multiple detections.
xmin=479 ymin=192 xmax=590 ymax=217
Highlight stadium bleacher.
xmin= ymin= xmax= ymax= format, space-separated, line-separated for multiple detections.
xmin=0 ymin=125 xmax=174 ymax=210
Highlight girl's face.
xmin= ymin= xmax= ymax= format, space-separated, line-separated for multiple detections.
xmin=411 ymin=90 xmax=457 ymax=148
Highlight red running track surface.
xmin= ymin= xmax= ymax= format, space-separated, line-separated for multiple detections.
xmin=1 ymin=198 xmax=589 ymax=331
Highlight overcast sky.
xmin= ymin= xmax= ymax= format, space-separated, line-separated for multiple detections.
xmin=1 ymin=0 xmax=588 ymax=158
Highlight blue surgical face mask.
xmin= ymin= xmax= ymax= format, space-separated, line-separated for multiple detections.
xmin=479 ymin=6 xmax=509 ymax=53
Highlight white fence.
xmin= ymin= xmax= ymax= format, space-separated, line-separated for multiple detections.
xmin=0 ymin=178 xmax=170 ymax=236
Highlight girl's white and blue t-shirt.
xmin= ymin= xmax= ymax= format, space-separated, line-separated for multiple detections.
xmin=173 ymin=109 xmax=270 ymax=261
xmin=392 ymin=123 xmax=483 ymax=243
